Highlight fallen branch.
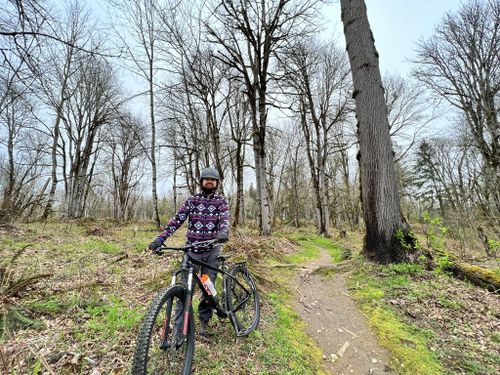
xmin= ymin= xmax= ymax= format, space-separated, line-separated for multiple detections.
xmin=262 ymin=263 xmax=302 ymax=268
xmin=296 ymin=287 xmax=313 ymax=312
xmin=112 ymin=252 xmax=129 ymax=263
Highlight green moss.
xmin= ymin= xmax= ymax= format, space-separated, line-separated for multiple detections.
xmin=366 ymin=307 xmax=443 ymax=375
xmin=287 ymin=234 xmax=346 ymax=264
xmin=457 ymin=262 xmax=500 ymax=286
xmin=259 ymin=292 xmax=327 ymax=374
xmin=349 ymin=266 xmax=444 ymax=375
xmin=286 ymin=241 xmax=320 ymax=264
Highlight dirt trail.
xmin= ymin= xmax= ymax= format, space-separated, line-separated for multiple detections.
xmin=294 ymin=247 xmax=395 ymax=375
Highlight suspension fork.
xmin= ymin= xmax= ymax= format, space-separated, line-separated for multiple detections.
xmin=160 ymin=268 xmax=188 ymax=344
xmin=181 ymin=267 xmax=195 ymax=336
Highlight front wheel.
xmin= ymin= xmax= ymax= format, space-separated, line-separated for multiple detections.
xmin=226 ymin=264 xmax=260 ymax=336
xmin=132 ymin=285 xmax=195 ymax=375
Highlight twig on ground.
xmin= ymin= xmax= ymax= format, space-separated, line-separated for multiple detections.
xmin=27 ymin=345 xmax=56 ymax=375
xmin=341 ymin=327 xmax=358 ymax=338
xmin=0 ymin=347 xmax=9 ymax=374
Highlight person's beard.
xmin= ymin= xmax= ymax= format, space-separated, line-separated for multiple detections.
xmin=201 ymin=184 xmax=217 ymax=194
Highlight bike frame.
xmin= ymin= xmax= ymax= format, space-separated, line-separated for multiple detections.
xmin=157 ymin=242 xmax=253 ymax=338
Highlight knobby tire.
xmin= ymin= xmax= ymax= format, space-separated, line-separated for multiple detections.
xmin=132 ymin=285 xmax=194 ymax=375
xmin=226 ymin=265 xmax=260 ymax=335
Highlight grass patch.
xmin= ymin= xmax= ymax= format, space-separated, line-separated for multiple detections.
xmin=258 ymin=290 xmax=326 ymax=374
xmin=28 ymin=296 xmax=67 ymax=315
xmin=75 ymin=295 xmax=142 ymax=342
xmin=8 ymin=221 xmax=497 ymax=374
xmin=286 ymin=240 xmax=320 ymax=264
xmin=386 ymin=263 xmax=424 ymax=276
xmin=491 ymin=332 xmax=500 ymax=344
xmin=81 ymin=238 xmax=121 ymax=254
xmin=287 ymin=234 xmax=346 ymax=264
xmin=437 ymin=297 xmax=464 ymax=310
xmin=349 ymin=264 xmax=444 ymax=375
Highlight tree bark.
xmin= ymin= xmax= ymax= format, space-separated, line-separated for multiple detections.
xmin=41 ymin=109 xmax=61 ymax=220
xmin=254 ymin=129 xmax=271 ymax=235
xmin=341 ymin=0 xmax=414 ymax=262
xmin=234 ymin=142 xmax=246 ymax=226
xmin=149 ymin=60 xmax=161 ymax=229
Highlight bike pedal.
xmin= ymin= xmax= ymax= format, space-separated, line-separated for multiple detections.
xmin=159 ymin=337 xmax=183 ymax=350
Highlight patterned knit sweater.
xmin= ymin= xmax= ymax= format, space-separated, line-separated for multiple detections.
xmin=157 ymin=192 xmax=230 ymax=253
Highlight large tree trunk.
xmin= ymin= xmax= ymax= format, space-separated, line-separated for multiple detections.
xmin=341 ymin=0 xmax=414 ymax=263
xmin=319 ymin=168 xmax=331 ymax=237
xmin=254 ymin=138 xmax=271 ymax=235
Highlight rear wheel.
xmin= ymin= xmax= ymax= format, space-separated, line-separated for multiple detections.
xmin=132 ymin=285 xmax=195 ymax=375
xmin=226 ymin=265 xmax=260 ymax=336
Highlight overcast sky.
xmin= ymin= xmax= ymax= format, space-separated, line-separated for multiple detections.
xmin=324 ymin=0 xmax=462 ymax=76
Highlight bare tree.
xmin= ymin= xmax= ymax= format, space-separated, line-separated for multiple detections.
xmin=327 ymin=125 xmax=360 ymax=232
xmin=206 ymin=0 xmax=323 ymax=235
xmin=161 ymin=78 xmax=205 ymax=195
xmin=184 ymin=47 xmax=230 ymax=190
xmin=383 ymin=73 xmax=439 ymax=162
xmin=38 ymin=1 xmax=95 ymax=219
xmin=340 ymin=0 xmax=415 ymax=262
xmin=110 ymin=0 xmax=166 ymax=228
xmin=0 ymin=88 xmax=48 ymax=223
xmin=284 ymin=39 xmax=352 ymax=236
xmin=413 ymin=0 xmax=500 ymax=217
xmin=277 ymin=128 xmax=311 ymax=227
xmin=105 ymin=112 xmax=146 ymax=221
xmin=226 ymin=84 xmax=252 ymax=226
xmin=0 ymin=0 xmax=46 ymax=117
xmin=60 ymin=55 xmax=118 ymax=218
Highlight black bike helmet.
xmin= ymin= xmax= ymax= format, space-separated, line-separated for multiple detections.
xmin=200 ymin=167 xmax=220 ymax=183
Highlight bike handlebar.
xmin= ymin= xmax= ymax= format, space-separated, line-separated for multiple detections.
xmin=153 ymin=239 xmax=220 ymax=255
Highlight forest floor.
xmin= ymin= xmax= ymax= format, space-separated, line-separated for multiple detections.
xmin=294 ymin=245 xmax=394 ymax=375
xmin=276 ymin=231 xmax=500 ymax=375
xmin=1 ymin=221 xmax=499 ymax=374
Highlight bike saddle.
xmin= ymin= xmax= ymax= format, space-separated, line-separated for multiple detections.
xmin=216 ymin=254 xmax=231 ymax=262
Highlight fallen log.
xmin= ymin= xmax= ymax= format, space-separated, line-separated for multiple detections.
xmin=427 ymin=247 xmax=500 ymax=293
xmin=447 ymin=262 xmax=500 ymax=293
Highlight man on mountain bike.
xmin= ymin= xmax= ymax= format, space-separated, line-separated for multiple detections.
xmin=148 ymin=167 xmax=230 ymax=337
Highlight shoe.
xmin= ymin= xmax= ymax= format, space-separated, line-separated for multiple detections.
xmin=159 ymin=333 xmax=184 ymax=350
xmin=199 ymin=321 xmax=214 ymax=338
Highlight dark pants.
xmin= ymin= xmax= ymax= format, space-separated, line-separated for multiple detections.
xmin=189 ymin=246 xmax=221 ymax=322
xmin=174 ymin=246 xmax=221 ymax=331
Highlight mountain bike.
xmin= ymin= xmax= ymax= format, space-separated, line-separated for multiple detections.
xmin=132 ymin=239 xmax=260 ymax=375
